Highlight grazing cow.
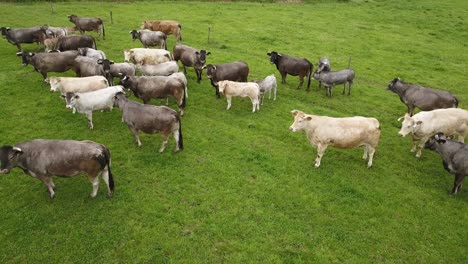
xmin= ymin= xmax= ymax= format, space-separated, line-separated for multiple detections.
xmin=78 ymin=47 xmax=106 ymax=60
xmin=46 ymin=76 xmax=109 ymax=93
xmin=254 ymin=74 xmax=277 ymax=105
xmin=313 ymin=69 xmax=355 ymax=97
xmin=387 ymin=78 xmax=459 ymax=116
xmin=216 ymin=80 xmax=260 ymax=113
xmin=204 ymin=61 xmax=249 ymax=98
xmin=141 ymin=20 xmax=182 ymax=42
xmin=123 ymin=48 xmax=172 ymax=65
xmin=45 ymin=26 xmax=67 ymax=38
xmin=130 ymin=29 xmax=166 ymax=49
xmin=68 ymin=15 xmax=105 ymax=40
xmin=289 ymin=110 xmax=381 ymax=168
xmin=113 ymin=92 xmax=183 ymax=152
xmin=398 ymin=108 xmax=468 ymax=158
xmin=1 ymin=26 xmax=48 ymax=51
xmin=267 ymin=51 xmax=313 ymax=90
xmin=424 ymin=133 xmax=468 ymax=194
xmin=16 ymin=50 xmax=79 ymax=80
xmin=137 ymin=61 xmax=179 ymax=76
xmin=56 ymin=35 xmax=96 ymax=51
xmin=317 ymin=57 xmax=331 ymax=73
xmin=62 ymin=86 xmax=124 ymax=129
xmin=119 ymin=75 xmax=186 ymax=115
xmin=173 ymin=44 xmax=210 ymax=83
xmin=43 ymin=37 xmax=59 ymax=52
xmin=0 ymin=139 xmax=114 ymax=198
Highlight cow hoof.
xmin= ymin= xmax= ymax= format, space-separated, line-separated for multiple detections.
xmin=314 ymin=163 xmax=320 ymax=168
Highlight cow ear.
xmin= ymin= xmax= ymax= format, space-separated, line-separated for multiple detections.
xmin=267 ymin=52 xmax=271 ymax=56
xmin=16 ymin=52 xmax=22 ymax=56
xmin=291 ymin=110 xmax=299 ymax=116
xmin=29 ymin=53 xmax=34 ymax=56
xmin=97 ymin=59 xmax=102 ymax=64
xmin=9 ymin=147 xmax=23 ymax=158
xmin=110 ymin=60 xmax=115 ymax=64
xmin=305 ymin=116 xmax=312 ymax=121
xmin=44 ymin=78 xmax=50 ymax=83
xmin=413 ymin=120 xmax=423 ymax=128
xmin=397 ymin=116 xmax=405 ymax=122
xmin=206 ymin=52 xmax=211 ymax=55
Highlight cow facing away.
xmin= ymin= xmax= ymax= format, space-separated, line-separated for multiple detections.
xmin=113 ymin=92 xmax=183 ymax=152
xmin=397 ymin=108 xmax=468 ymax=158
xmin=204 ymin=61 xmax=249 ymax=98
xmin=424 ymin=133 xmax=468 ymax=194
xmin=173 ymin=44 xmax=210 ymax=83
xmin=16 ymin=50 xmax=79 ymax=80
xmin=216 ymin=80 xmax=260 ymax=113
xmin=387 ymin=78 xmax=459 ymax=116
xmin=0 ymin=139 xmax=114 ymax=199
xmin=130 ymin=29 xmax=167 ymax=49
xmin=141 ymin=20 xmax=182 ymax=42
xmin=68 ymin=15 xmax=105 ymax=40
xmin=1 ymin=26 xmax=48 ymax=51
xmin=313 ymin=69 xmax=355 ymax=97
xmin=254 ymin=74 xmax=277 ymax=105
xmin=289 ymin=110 xmax=381 ymax=168
xmin=267 ymin=51 xmax=313 ymax=90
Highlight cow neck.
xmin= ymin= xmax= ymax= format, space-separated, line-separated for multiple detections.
xmin=392 ymin=81 xmax=409 ymax=96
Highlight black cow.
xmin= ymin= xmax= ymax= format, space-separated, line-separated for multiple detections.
xmin=173 ymin=44 xmax=210 ymax=83
xmin=387 ymin=78 xmax=459 ymax=116
xmin=1 ymin=26 xmax=48 ymax=51
xmin=267 ymin=51 xmax=313 ymax=90
xmin=16 ymin=50 xmax=79 ymax=80
xmin=204 ymin=61 xmax=249 ymax=98
xmin=68 ymin=15 xmax=105 ymax=40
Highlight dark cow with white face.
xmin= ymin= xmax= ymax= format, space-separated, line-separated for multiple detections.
xmin=0 ymin=139 xmax=114 ymax=199
xmin=173 ymin=44 xmax=210 ymax=83
xmin=204 ymin=61 xmax=249 ymax=98
xmin=16 ymin=50 xmax=79 ymax=80
xmin=1 ymin=26 xmax=48 ymax=51
xmin=267 ymin=51 xmax=313 ymax=90
xmin=68 ymin=15 xmax=105 ymax=40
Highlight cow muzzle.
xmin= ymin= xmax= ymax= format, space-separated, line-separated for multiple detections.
xmin=22 ymin=63 xmax=27 ymax=66
xmin=0 ymin=168 xmax=10 ymax=174
xmin=66 ymin=104 xmax=73 ymax=109
xmin=289 ymin=126 xmax=296 ymax=132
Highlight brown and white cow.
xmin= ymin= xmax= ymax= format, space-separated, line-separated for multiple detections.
xmin=0 ymin=139 xmax=114 ymax=199
xmin=289 ymin=110 xmax=381 ymax=168
xmin=216 ymin=80 xmax=260 ymax=113
xmin=398 ymin=108 xmax=468 ymax=158
xmin=141 ymin=20 xmax=182 ymax=42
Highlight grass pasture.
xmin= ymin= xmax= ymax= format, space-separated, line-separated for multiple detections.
xmin=0 ymin=0 xmax=467 ymax=263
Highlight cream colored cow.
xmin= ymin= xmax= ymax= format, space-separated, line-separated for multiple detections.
xmin=216 ymin=80 xmax=260 ymax=113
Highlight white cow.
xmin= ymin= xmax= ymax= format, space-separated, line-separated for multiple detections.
xmin=123 ymin=48 xmax=171 ymax=65
xmin=46 ymin=76 xmax=109 ymax=93
xmin=255 ymin=74 xmax=277 ymax=105
xmin=398 ymin=108 xmax=468 ymax=158
xmin=216 ymin=80 xmax=260 ymax=113
xmin=62 ymin=86 xmax=124 ymax=129
xmin=78 ymin=47 xmax=107 ymax=60
xmin=289 ymin=110 xmax=381 ymax=168
xmin=137 ymin=61 xmax=178 ymax=76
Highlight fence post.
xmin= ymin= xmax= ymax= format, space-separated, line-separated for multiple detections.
xmin=110 ymin=11 xmax=113 ymax=24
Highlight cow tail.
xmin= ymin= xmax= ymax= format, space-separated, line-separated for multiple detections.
xmin=176 ymin=114 xmax=184 ymax=150
xmin=101 ymin=20 xmax=106 ymax=40
xmin=93 ymin=37 xmax=97 ymax=50
xmin=163 ymin=35 xmax=167 ymax=50
xmin=180 ymin=84 xmax=187 ymax=108
xmin=454 ymin=97 xmax=459 ymax=108
xmin=178 ymin=24 xmax=182 ymax=42
xmin=307 ymin=59 xmax=313 ymax=90
xmin=101 ymin=146 xmax=115 ymax=194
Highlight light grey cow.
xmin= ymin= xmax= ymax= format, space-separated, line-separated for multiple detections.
xmin=254 ymin=74 xmax=277 ymax=105
xmin=130 ymin=29 xmax=167 ymax=49
xmin=137 ymin=61 xmax=178 ymax=76
xmin=78 ymin=47 xmax=107 ymax=60
xmin=313 ymin=69 xmax=355 ymax=97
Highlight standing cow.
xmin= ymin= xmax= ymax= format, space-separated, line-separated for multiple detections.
xmin=16 ymin=50 xmax=79 ymax=80
xmin=0 ymin=139 xmax=114 ymax=198
xmin=141 ymin=20 xmax=182 ymax=42
xmin=289 ymin=110 xmax=381 ymax=168
xmin=254 ymin=74 xmax=277 ymax=105
xmin=173 ymin=44 xmax=210 ymax=83
xmin=313 ymin=69 xmax=355 ymax=97
xmin=68 ymin=15 xmax=105 ymax=40
xmin=130 ymin=29 xmax=167 ymax=49
xmin=56 ymin=35 xmax=96 ymax=51
xmin=216 ymin=80 xmax=260 ymax=113
xmin=267 ymin=51 xmax=313 ymax=90
xmin=204 ymin=61 xmax=249 ymax=98
xmin=123 ymin=48 xmax=172 ymax=65
xmin=1 ymin=26 xmax=48 ymax=51
xmin=387 ymin=78 xmax=459 ymax=116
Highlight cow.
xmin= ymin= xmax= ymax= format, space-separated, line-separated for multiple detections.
xmin=317 ymin=57 xmax=331 ymax=73
xmin=173 ymin=44 xmax=210 ymax=83
xmin=137 ymin=61 xmax=179 ymax=76
xmin=119 ymin=75 xmax=186 ymax=115
xmin=141 ymin=20 xmax=182 ymax=42
xmin=204 ymin=61 xmax=249 ymax=98
xmin=78 ymin=47 xmax=106 ymax=60
xmin=387 ymin=78 xmax=459 ymax=116
xmin=168 ymin=72 xmax=188 ymax=98
xmin=123 ymin=48 xmax=172 ymax=65
xmin=1 ymin=26 xmax=48 ymax=51
xmin=216 ymin=80 xmax=260 ymax=113
xmin=108 ymin=63 xmax=136 ymax=85
xmin=0 ymin=139 xmax=114 ymax=198
xmin=43 ymin=37 xmax=59 ymax=52
xmin=254 ymin=74 xmax=277 ymax=105
xmin=289 ymin=110 xmax=381 ymax=168
xmin=424 ymin=133 xmax=468 ymax=194
xmin=113 ymin=92 xmax=183 ymax=152
xmin=46 ymin=76 xmax=109 ymax=93
xmin=45 ymin=26 xmax=67 ymax=38
xmin=397 ymin=108 xmax=468 ymax=158
xmin=68 ymin=15 xmax=105 ymax=40
xmin=62 ymin=86 xmax=124 ymax=129
xmin=56 ymin=35 xmax=96 ymax=51
xmin=313 ymin=69 xmax=355 ymax=97
xmin=266 ymin=51 xmax=313 ymax=90
xmin=130 ymin=29 xmax=166 ymax=49
xmin=16 ymin=50 xmax=79 ymax=80
xmin=72 ymin=57 xmax=113 ymax=84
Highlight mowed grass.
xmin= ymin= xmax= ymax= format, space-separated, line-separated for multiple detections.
xmin=0 ymin=0 xmax=467 ymax=263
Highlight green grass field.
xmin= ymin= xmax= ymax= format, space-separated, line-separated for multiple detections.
xmin=0 ymin=1 xmax=467 ymax=263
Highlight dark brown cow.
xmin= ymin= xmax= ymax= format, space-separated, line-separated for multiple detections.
xmin=0 ymin=139 xmax=114 ymax=199
xmin=16 ymin=50 xmax=79 ymax=80
xmin=267 ymin=51 xmax=313 ymax=90
xmin=141 ymin=20 xmax=182 ymax=42
xmin=56 ymin=35 xmax=96 ymax=51
xmin=68 ymin=15 xmax=105 ymax=40
xmin=173 ymin=44 xmax=210 ymax=83
xmin=204 ymin=61 xmax=249 ymax=98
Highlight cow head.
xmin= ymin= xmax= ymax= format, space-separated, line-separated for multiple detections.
xmin=424 ymin=133 xmax=447 ymax=152
xmin=129 ymin=30 xmax=139 ymax=41
xmin=1 ymin=27 xmax=10 ymax=38
xmin=140 ymin=21 xmax=148 ymax=30
xmin=195 ymin=50 xmax=211 ymax=67
xmin=118 ymin=75 xmax=131 ymax=88
xmin=387 ymin=77 xmax=400 ymax=90
xmin=16 ymin=52 xmax=34 ymax=66
xmin=0 ymin=146 xmax=23 ymax=174
xmin=63 ymin=92 xmax=79 ymax=109
xmin=267 ymin=51 xmax=281 ymax=65
xmin=289 ymin=110 xmax=312 ymax=132
xmin=317 ymin=57 xmax=331 ymax=73
xmin=205 ymin=64 xmax=216 ymax=79
xmin=398 ymin=113 xmax=422 ymax=137
xmin=47 ymin=77 xmax=61 ymax=92
xmin=216 ymin=80 xmax=228 ymax=94
xmin=123 ymin=50 xmax=133 ymax=63
xmin=68 ymin=15 xmax=78 ymax=22
xmin=312 ymin=70 xmax=320 ymax=80
xmin=113 ymin=91 xmax=128 ymax=107
xmin=77 ymin=47 xmax=88 ymax=56
xmin=97 ymin=59 xmax=114 ymax=74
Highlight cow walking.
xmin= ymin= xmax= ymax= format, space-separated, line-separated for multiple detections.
xmin=267 ymin=51 xmax=313 ymax=90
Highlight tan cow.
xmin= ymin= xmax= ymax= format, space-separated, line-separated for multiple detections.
xmin=216 ymin=80 xmax=260 ymax=113
xmin=289 ymin=110 xmax=381 ymax=168
xmin=398 ymin=108 xmax=468 ymax=158
xmin=123 ymin=48 xmax=172 ymax=65
xmin=141 ymin=20 xmax=182 ymax=42
xmin=46 ymin=76 xmax=109 ymax=93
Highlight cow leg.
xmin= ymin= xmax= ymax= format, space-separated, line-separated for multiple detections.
xmin=281 ymin=72 xmax=287 ymax=84
xmin=251 ymin=97 xmax=259 ymax=113
xmin=451 ymin=174 xmax=465 ymax=194
xmin=226 ymin=96 xmax=232 ymax=110
xmin=89 ymin=175 xmax=100 ymax=198
xmin=367 ymin=146 xmax=376 ymax=168
xmin=362 ymin=145 xmax=369 ymax=160
xmin=260 ymin=94 xmax=265 ymax=105
xmin=101 ymin=166 xmax=113 ymax=197
xmin=86 ymin=112 xmax=94 ymax=130
xmin=348 ymin=81 xmax=353 ymax=95
xmin=196 ymin=69 xmax=202 ymax=83
xmin=415 ymin=138 xmax=428 ymax=158
xmin=173 ymin=130 xmax=181 ymax=152
xmin=314 ymin=144 xmax=328 ymax=168
xmin=129 ymin=127 xmax=142 ymax=147
xmin=318 ymin=81 xmax=322 ymax=90
xmin=183 ymin=65 xmax=187 ymax=74
xmin=40 ymin=176 xmax=56 ymax=199
xmin=342 ymin=83 xmax=346 ymax=95
xmin=159 ymin=133 xmax=169 ymax=153
xmin=297 ymin=76 xmax=304 ymax=89
xmin=407 ymin=105 xmax=414 ymax=116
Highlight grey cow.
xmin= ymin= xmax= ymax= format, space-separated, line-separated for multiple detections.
xmin=68 ymin=15 xmax=105 ymax=40
xmin=313 ymin=69 xmax=355 ymax=97
xmin=424 ymin=133 xmax=468 ymax=194
xmin=387 ymin=78 xmax=458 ymax=116
xmin=113 ymin=92 xmax=183 ymax=152
xmin=16 ymin=50 xmax=79 ymax=80
xmin=130 ymin=29 xmax=167 ymax=49
xmin=0 ymin=139 xmax=114 ymax=199
xmin=173 ymin=44 xmax=210 ymax=83
xmin=1 ymin=26 xmax=48 ymax=51
xmin=72 ymin=57 xmax=113 ymax=84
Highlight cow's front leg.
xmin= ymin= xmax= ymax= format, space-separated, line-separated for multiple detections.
xmin=451 ymin=174 xmax=465 ymax=194
xmin=40 ymin=176 xmax=55 ymax=199
xmin=297 ymin=76 xmax=304 ymax=89
xmin=159 ymin=133 xmax=169 ymax=153
xmin=367 ymin=146 xmax=376 ymax=168
xmin=314 ymin=144 xmax=328 ymax=168
xmin=129 ymin=127 xmax=141 ymax=147
xmin=86 ymin=112 xmax=94 ymax=129
xmin=226 ymin=96 xmax=232 ymax=110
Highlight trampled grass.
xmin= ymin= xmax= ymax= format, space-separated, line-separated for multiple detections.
xmin=0 ymin=0 xmax=467 ymax=263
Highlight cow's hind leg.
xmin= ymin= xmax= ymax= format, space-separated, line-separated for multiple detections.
xmin=101 ymin=166 xmax=112 ymax=197
xmin=297 ymin=76 xmax=304 ymax=89
xmin=348 ymin=81 xmax=353 ymax=95
xmin=41 ymin=176 xmax=56 ymax=198
xmin=159 ymin=133 xmax=169 ymax=153
xmin=314 ymin=144 xmax=328 ymax=168
xmin=362 ymin=145 xmax=369 ymax=160
xmin=367 ymin=146 xmax=376 ymax=168
xmin=173 ymin=130 xmax=181 ymax=152
xmin=451 ymin=174 xmax=465 ymax=194
xmin=86 ymin=112 xmax=94 ymax=130
xmin=226 ymin=96 xmax=232 ymax=110
xmin=129 ymin=127 xmax=142 ymax=147
xmin=89 ymin=175 xmax=100 ymax=198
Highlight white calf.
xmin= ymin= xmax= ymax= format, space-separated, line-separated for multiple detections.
xmin=216 ymin=80 xmax=260 ymax=113
xmin=47 ymin=76 xmax=109 ymax=93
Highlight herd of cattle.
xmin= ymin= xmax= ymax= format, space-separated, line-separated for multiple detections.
xmin=0 ymin=14 xmax=467 ymax=199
